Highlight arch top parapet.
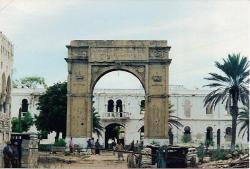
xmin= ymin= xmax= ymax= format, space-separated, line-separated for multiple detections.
xmin=67 ymin=40 xmax=169 ymax=48
xmin=66 ymin=40 xmax=171 ymax=63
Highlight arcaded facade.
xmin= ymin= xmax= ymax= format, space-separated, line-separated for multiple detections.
xmin=0 ymin=32 xmax=13 ymax=146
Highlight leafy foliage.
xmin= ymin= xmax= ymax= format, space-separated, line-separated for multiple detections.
xmin=54 ymin=139 xmax=66 ymax=147
xmin=35 ymin=82 xmax=67 ymax=140
xmin=182 ymin=134 xmax=192 ymax=143
xmin=11 ymin=112 xmax=34 ymax=132
xmin=92 ymin=110 xmax=104 ymax=138
xmin=13 ymin=76 xmax=47 ymax=88
xmin=203 ymin=53 xmax=249 ymax=150
xmin=237 ymin=106 xmax=249 ymax=141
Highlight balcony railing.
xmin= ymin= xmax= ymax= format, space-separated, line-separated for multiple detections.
xmin=102 ymin=112 xmax=130 ymax=119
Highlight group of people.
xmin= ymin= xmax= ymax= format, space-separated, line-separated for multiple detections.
xmin=3 ymin=141 xmax=20 ymax=168
xmin=87 ymin=138 xmax=101 ymax=155
xmin=110 ymin=139 xmax=143 ymax=161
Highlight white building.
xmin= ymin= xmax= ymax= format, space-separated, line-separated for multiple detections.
xmin=0 ymin=32 xmax=13 ymax=145
xmin=92 ymin=86 xmax=248 ymax=148
xmin=11 ymin=88 xmax=57 ymax=144
xmin=10 ymin=86 xmax=248 ymax=148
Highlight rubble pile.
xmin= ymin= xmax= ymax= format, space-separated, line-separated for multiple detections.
xmin=200 ymin=153 xmax=249 ymax=168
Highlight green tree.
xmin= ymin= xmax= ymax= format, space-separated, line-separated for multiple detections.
xmin=92 ymin=110 xmax=104 ymax=138
xmin=35 ymin=82 xmax=67 ymax=141
xmin=238 ymin=106 xmax=249 ymax=141
xmin=13 ymin=76 xmax=47 ymax=88
xmin=204 ymin=53 xmax=249 ymax=150
xmin=11 ymin=112 xmax=34 ymax=132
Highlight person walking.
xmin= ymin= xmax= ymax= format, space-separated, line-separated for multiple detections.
xmin=3 ymin=141 xmax=13 ymax=168
xmin=11 ymin=142 xmax=19 ymax=168
xmin=95 ymin=139 xmax=101 ymax=155
xmin=116 ymin=141 xmax=124 ymax=161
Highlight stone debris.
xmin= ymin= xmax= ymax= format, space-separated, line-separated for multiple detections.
xmin=199 ymin=153 xmax=249 ymax=168
xmin=141 ymin=148 xmax=153 ymax=168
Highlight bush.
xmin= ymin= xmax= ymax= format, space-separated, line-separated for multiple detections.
xmin=211 ymin=149 xmax=230 ymax=161
xmin=182 ymin=134 xmax=192 ymax=143
xmin=38 ymin=144 xmax=53 ymax=151
xmin=197 ymin=143 xmax=206 ymax=160
xmin=54 ymin=139 xmax=66 ymax=147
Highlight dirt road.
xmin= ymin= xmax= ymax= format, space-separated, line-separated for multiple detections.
xmin=38 ymin=151 xmax=128 ymax=168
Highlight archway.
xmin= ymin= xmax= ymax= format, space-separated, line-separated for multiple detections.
xmin=105 ymin=123 xmax=125 ymax=148
xmin=92 ymin=70 xmax=145 ymax=146
xmin=65 ymin=40 xmax=171 ymax=146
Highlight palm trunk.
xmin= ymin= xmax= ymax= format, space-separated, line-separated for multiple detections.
xmin=231 ymin=111 xmax=237 ymax=151
xmin=231 ymin=88 xmax=239 ymax=151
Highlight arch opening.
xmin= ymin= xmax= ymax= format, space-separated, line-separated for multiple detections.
xmin=105 ymin=123 xmax=125 ymax=149
xmin=92 ymin=70 xmax=146 ymax=146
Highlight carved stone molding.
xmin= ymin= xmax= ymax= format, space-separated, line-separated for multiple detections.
xmin=152 ymin=75 xmax=162 ymax=82
xmin=149 ymin=47 xmax=168 ymax=58
xmin=71 ymin=48 xmax=88 ymax=59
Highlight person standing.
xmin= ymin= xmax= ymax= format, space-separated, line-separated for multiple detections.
xmin=90 ymin=138 xmax=95 ymax=154
xmin=69 ymin=137 xmax=74 ymax=153
xmin=112 ymin=140 xmax=116 ymax=155
xmin=134 ymin=140 xmax=139 ymax=152
xmin=3 ymin=141 xmax=13 ymax=168
xmin=11 ymin=142 xmax=19 ymax=168
xmin=116 ymin=141 xmax=124 ymax=161
xmin=108 ymin=138 xmax=112 ymax=149
xmin=128 ymin=140 xmax=135 ymax=152
xmin=86 ymin=139 xmax=92 ymax=153
xmin=95 ymin=139 xmax=101 ymax=155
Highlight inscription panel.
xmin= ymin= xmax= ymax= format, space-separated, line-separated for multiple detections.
xmin=71 ymin=63 xmax=88 ymax=94
xmin=89 ymin=47 xmax=148 ymax=62
xmin=148 ymin=65 xmax=166 ymax=95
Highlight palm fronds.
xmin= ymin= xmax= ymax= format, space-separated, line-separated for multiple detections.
xmin=237 ymin=106 xmax=249 ymax=140
xmin=92 ymin=111 xmax=104 ymax=138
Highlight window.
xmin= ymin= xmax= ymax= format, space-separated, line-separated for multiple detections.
xmin=183 ymin=126 xmax=192 ymax=143
xmin=206 ymin=127 xmax=213 ymax=142
xmin=140 ymin=100 xmax=145 ymax=112
xmin=183 ymin=99 xmax=192 ymax=117
xmin=225 ymin=127 xmax=232 ymax=141
xmin=21 ymin=99 xmax=28 ymax=112
xmin=217 ymin=129 xmax=221 ymax=146
xmin=107 ymin=100 xmax=114 ymax=112
xmin=116 ymin=99 xmax=123 ymax=112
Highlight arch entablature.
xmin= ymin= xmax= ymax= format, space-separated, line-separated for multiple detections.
xmin=65 ymin=40 xmax=171 ymax=142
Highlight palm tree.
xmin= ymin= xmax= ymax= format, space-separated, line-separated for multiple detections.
xmin=139 ymin=103 xmax=183 ymax=129
xmin=168 ymin=104 xmax=183 ymax=130
xmin=204 ymin=53 xmax=249 ymax=150
xmin=238 ymin=106 xmax=249 ymax=142
xmin=92 ymin=110 xmax=104 ymax=138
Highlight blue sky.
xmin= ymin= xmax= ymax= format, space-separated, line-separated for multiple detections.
xmin=0 ymin=0 xmax=249 ymax=89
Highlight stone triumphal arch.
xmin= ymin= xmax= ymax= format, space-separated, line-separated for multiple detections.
xmin=65 ymin=40 xmax=171 ymax=146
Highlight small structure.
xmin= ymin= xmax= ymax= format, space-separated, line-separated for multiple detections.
xmin=11 ymin=132 xmax=39 ymax=168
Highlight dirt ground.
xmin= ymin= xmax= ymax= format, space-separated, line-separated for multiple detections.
xmin=38 ymin=151 xmax=128 ymax=168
